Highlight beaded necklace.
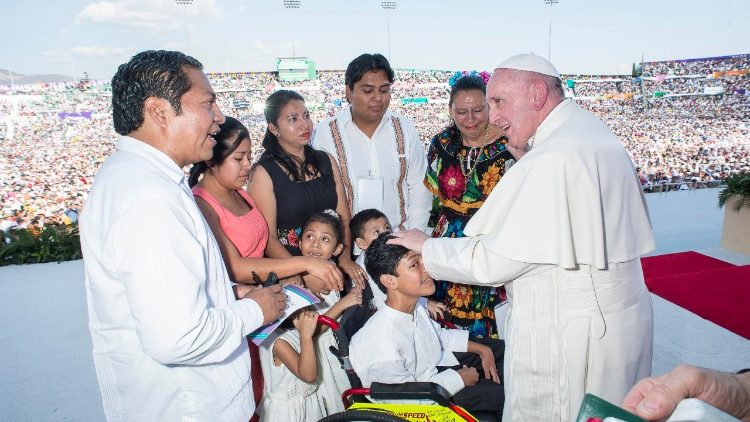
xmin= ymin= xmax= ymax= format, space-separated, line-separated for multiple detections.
xmin=459 ymin=124 xmax=492 ymax=182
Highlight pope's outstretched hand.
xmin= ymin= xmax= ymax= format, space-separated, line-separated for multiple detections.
xmin=388 ymin=229 xmax=429 ymax=253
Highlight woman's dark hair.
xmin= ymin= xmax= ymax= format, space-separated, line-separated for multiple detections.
xmin=345 ymin=53 xmax=395 ymax=90
xmin=446 ymin=74 xmax=487 ymax=139
xmin=188 ymin=116 xmax=250 ymax=187
xmin=303 ymin=210 xmax=343 ymax=245
xmin=111 ymin=50 xmax=203 ymax=135
xmin=364 ymin=232 xmax=406 ymax=293
xmin=261 ymin=90 xmax=326 ymax=182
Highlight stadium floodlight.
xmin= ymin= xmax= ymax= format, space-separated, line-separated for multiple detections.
xmin=381 ymin=1 xmax=397 ymax=61
xmin=544 ymin=0 xmax=559 ymax=61
xmin=283 ymin=0 xmax=302 ymax=56
xmin=174 ymin=0 xmax=193 ymax=48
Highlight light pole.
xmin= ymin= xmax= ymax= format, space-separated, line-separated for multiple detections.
xmin=175 ymin=0 xmax=193 ymax=49
xmin=543 ymin=0 xmax=559 ymax=62
xmin=7 ymin=66 xmax=15 ymax=91
xmin=381 ymin=1 xmax=397 ymax=62
xmin=283 ymin=0 xmax=302 ymax=57
xmin=71 ymin=59 xmax=78 ymax=84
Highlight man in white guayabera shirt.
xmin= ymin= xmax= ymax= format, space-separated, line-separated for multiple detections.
xmin=312 ymin=53 xmax=432 ymax=234
xmin=391 ymin=54 xmax=655 ymax=421
xmin=80 ymin=50 xmax=288 ymax=422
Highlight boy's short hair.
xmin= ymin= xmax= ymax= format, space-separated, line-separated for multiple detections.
xmin=364 ymin=232 xmax=409 ymax=293
xmin=349 ymin=208 xmax=388 ymax=240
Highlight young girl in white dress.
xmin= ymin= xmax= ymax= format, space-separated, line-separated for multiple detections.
xmin=298 ymin=210 xmax=363 ymax=415
xmin=258 ymin=309 xmax=325 ymax=422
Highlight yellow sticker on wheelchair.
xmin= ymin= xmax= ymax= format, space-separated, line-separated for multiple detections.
xmin=348 ymin=402 xmax=476 ymax=421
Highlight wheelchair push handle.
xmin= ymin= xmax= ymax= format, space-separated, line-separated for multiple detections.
xmin=317 ymin=314 xmax=340 ymax=330
xmin=316 ymin=314 xmax=352 ymax=364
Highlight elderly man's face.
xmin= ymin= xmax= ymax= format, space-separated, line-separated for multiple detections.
xmin=486 ymin=69 xmax=536 ymax=151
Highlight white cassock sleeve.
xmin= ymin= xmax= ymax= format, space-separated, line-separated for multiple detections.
xmin=422 ymin=236 xmax=552 ymax=286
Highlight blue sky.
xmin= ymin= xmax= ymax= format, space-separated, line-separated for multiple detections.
xmin=1 ymin=0 xmax=749 ymax=80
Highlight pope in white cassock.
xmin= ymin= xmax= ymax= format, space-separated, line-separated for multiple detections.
xmin=391 ymin=54 xmax=656 ymax=421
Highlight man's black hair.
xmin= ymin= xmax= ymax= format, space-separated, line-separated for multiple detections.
xmin=344 ymin=53 xmax=395 ymax=90
xmin=349 ymin=208 xmax=388 ymax=241
xmin=111 ymin=50 xmax=203 ymax=135
xmin=364 ymin=232 xmax=409 ymax=293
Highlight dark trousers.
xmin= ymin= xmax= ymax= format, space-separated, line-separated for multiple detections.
xmin=440 ymin=337 xmax=505 ymax=418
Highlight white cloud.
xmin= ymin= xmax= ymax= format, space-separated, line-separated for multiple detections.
xmin=44 ymin=46 xmax=129 ymax=63
xmin=161 ymin=42 xmax=185 ymax=51
xmin=248 ymin=40 xmax=294 ymax=62
xmin=44 ymin=50 xmax=70 ymax=63
xmin=72 ymin=46 xmax=128 ymax=57
xmin=76 ymin=0 xmax=223 ymax=31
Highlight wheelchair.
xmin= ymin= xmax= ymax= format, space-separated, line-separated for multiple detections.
xmin=315 ymin=315 xmax=499 ymax=422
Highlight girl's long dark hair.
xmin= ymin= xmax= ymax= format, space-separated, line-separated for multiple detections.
xmin=261 ymin=89 xmax=327 ymax=182
xmin=303 ymin=210 xmax=343 ymax=245
xmin=188 ymin=116 xmax=249 ymax=187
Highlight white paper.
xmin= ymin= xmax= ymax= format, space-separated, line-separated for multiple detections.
xmin=249 ymin=285 xmax=320 ymax=346
xmin=357 ymin=178 xmax=384 ymax=212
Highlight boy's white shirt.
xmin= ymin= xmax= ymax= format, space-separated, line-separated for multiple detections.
xmin=349 ymin=298 xmax=469 ymax=399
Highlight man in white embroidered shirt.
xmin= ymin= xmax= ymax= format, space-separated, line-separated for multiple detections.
xmin=80 ymin=50 xmax=288 ymax=421
xmin=350 ymin=233 xmax=504 ymax=419
xmin=312 ymin=53 xmax=432 ymax=232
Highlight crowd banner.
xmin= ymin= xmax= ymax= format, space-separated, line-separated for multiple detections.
xmin=704 ymin=86 xmax=725 ymax=95
xmin=58 ymin=111 xmax=92 ymax=120
xmin=643 ymin=74 xmax=705 ymax=81
xmin=402 ymin=97 xmax=428 ymax=104
xmin=711 ymin=69 xmax=749 ymax=78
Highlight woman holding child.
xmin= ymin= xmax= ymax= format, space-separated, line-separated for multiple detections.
xmin=425 ymin=73 xmax=522 ymax=338
xmin=189 ymin=116 xmax=343 ymax=288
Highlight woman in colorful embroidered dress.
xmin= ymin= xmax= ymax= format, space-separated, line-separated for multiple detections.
xmin=248 ymin=90 xmax=366 ymax=292
xmin=425 ymin=73 xmax=521 ymax=338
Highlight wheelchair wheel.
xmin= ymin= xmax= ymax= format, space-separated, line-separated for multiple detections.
xmin=318 ymin=409 xmax=408 ymax=422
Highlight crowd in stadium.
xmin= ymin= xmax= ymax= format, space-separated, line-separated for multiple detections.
xmin=0 ymin=55 xmax=748 ymax=231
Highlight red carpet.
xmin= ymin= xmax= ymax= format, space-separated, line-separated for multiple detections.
xmin=641 ymin=252 xmax=750 ymax=340
xmin=640 ymin=251 xmax=734 ymax=279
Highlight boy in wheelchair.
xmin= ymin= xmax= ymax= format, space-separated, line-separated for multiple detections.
xmin=349 ymin=233 xmax=504 ymax=419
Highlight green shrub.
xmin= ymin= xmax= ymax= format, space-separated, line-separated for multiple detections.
xmin=0 ymin=224 xmax=82 ymax=266
xmin=718 ymin=172 xmax=750 ymax=212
